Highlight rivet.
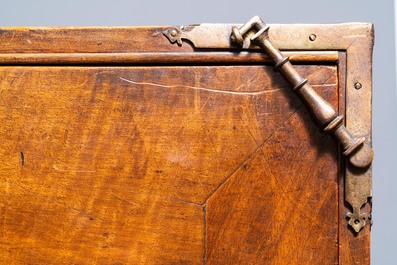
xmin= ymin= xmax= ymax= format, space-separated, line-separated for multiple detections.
xmin=354 ymin=82 xmax=362 ymax=90
xmin=309 ymin=34 xmax=317 ymax=41
xmin=170 ymin=29 xmax=177 ymax=37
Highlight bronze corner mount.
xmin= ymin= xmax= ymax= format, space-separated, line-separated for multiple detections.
xmin=163 ymin=16 xmax=374 ymax=233
xmin=230 ymin=16 xmax=373 ymax=169
xmin=230 ymin=16 xmax=373 ymax=233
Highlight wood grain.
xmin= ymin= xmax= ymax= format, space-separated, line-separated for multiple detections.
xmin=206 ymin=67 xmax=339 ymax=264
xmin=0 ymin=64 xmax=338 ymax=264
xmin=0 ymin=27 xmax=192 ymax=53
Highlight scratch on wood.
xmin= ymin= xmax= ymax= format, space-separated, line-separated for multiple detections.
xmin=235 ymin=72 xmax=261 ymax=90
xmin=119 ymin=77 xmax=280 ymax=95
xmin=169 ymin=197 xmax=204 ymax=207
xmin=70 ymin=207 xmax=104 ymax=221
xmin=112 ymin=193 xmax=140 ymax=207
xmin=311 ymin=84 xmax=336 ymax=87
xmin=342 ymin=34 xmax=367 ymax=39
xmin=270 ymin=170 xmax=320 ymax=225
xmin=52 ymin=164 xmax=96 ymax=173
xmin=112 ymin=191 xmax=204 ymax=207
xmin=4 ymin=31 xmax=16 ymax=45
xmin=20 ymin=151 xmax=24 ymax=167
xmin=231 ymin=96 xmax=261 ymax=148
xmin=319 ymin=69 xmax=337 ymax=87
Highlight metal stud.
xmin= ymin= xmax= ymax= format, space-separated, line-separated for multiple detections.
xmin=170 ymin=29 xmax=178 ymax=37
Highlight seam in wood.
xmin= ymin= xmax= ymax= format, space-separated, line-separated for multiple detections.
xmin=204 ymin=104 xmax=303 ymax=204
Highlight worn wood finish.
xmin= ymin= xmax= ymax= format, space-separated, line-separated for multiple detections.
xmin=0 ymin=24 xmax=372 ymax=264
xmin=206 ymin=108 xmax=339 ymax=264
xmin=0 ymin=27 xmax=193 ymax=53
xmin=206 ymin=67 xmax=339 ymax=264
xmin=0 ymin=64 xmax=337 ymax=264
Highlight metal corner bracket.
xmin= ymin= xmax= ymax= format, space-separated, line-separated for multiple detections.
xmin=163 ymin=17 xmax=374 ymax=233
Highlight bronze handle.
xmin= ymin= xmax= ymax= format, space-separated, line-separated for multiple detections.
xmin=231 ymin=16 xmax=373 ymax=169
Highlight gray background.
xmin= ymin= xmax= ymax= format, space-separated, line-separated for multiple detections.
xmin=2 ymin=0 xmax=396 ymax=263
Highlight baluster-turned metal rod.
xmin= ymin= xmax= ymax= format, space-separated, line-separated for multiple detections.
xmin=231 ymin=16 xmax=373 ymax=168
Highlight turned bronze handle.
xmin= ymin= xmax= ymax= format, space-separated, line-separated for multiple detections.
xmin=231 ymin=16 xmax=373 ymax=168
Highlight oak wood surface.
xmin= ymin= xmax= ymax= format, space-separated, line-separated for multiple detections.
xmin=205 ymin=67 xmax=339 ymax=264
xmin=0 ymin=64 xmax=338 ymax=264
xmin=0 ymin=23 xmax=373 ymax=265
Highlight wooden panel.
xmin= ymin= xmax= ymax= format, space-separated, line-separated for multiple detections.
xmin=206 ymin=108 xmax=338 ymax=264
xmin=0 ymin=64 xmax=337 ymax=263
xmin=206 ymin=69 xmax=339 ymax=264
xmin=0 ymin=27 xmax=189 ymax=53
